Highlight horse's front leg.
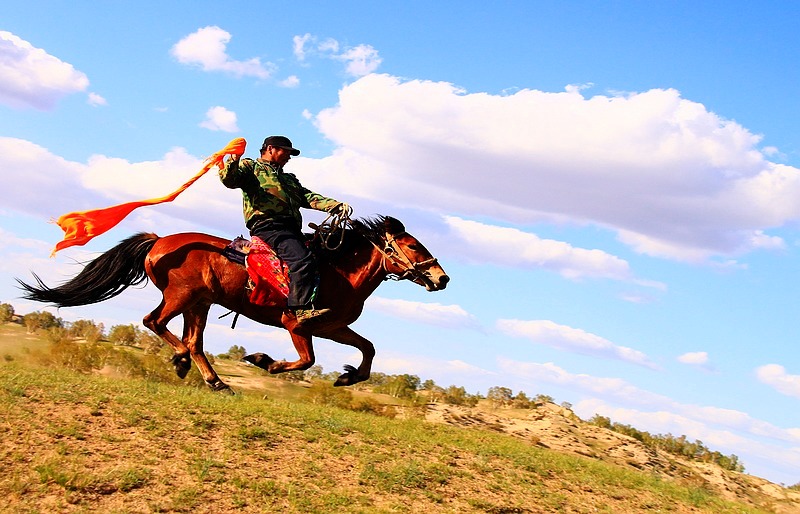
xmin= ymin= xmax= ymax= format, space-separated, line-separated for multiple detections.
xmin=321 ymin=326 xmax=375 ymax=387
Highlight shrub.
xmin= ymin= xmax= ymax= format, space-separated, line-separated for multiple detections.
xmin=306 ymin=381 xmax=353 ymax=409
xmin=0 ymin=303 xmax=14 ymax=323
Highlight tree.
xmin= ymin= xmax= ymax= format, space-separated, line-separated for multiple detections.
xmin=376 ymin=374 xmax=420 ymax=399
xmin=221 ymin=345 xmax=247 ymax=360
xmin=589 ymin=414 xmax=612 ymax=429
xmin=534 ymin=394 xmax=554 ymax=405
xmin=512 ymin=391 xmax=533 ymax=409
xmin=69 ymin=319 xmax=105 ymax=343
xmin=0 ymin=303 xmax=14 ymax=323
xmin=487 ymin=386 xmax=514 ymax=408
xmin=304 ymin=364 xmax=324 ymax=380
xmin=443 ymin=385 xmax=478 ymax=407
xmin=140 ymin=331 xmax=164 ymax=354
xmin=23 ymin=311 xmax=63 ymax=334
xmin=108 ymin=324 xmax=138 ymax=346
xmin=421 ymin=379 xmax=437 ymax=390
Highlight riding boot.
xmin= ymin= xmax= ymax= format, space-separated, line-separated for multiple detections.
xmin=294 ymin=306 xmax=331 ymax=325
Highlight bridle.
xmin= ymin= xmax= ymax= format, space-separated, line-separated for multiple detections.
xmin=373 ymin=232 xmax=439 ymax=286
xmin=311 ymin=213 xmax=440 ymax=287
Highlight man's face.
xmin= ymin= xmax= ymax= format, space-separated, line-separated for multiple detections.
xmin=266 ymin=146 xmax=292 ymax=166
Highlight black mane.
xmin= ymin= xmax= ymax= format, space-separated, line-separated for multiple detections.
xmin=313 ymin=215 xmax=387 ymax=257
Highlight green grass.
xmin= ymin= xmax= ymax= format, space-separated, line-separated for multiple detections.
xmin=0 ymin=325 xmax=783 ymax=513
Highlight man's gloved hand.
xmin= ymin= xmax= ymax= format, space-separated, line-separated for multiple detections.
xmin=332 ymin=202 xmax=353 ymax=217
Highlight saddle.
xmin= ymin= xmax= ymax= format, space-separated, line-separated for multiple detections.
xmin=223 ymin=236 xmax=289 ymax=306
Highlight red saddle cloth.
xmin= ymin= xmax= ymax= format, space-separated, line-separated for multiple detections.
xmin=246 ymin=236 xmax=290 ymax=306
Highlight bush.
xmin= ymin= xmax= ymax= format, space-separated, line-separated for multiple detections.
xmin=306 ymin=380 xmax=353 ymax=409
xmin=351 ymin=398 xmax=398 ymax=418
xmin=108 ymin=324 xmax=138 ymax=346
xmin=34 ymin=340 xmax=205 ymax=388
xmin=0 ymin=303 xmax=14 ymax=323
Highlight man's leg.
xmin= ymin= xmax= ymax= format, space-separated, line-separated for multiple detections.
xmin=257 ymin=228 xmax=316 ymax=308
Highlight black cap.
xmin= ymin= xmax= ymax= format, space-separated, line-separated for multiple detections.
xmin=261 ymin=135 xmax=300 ymax=156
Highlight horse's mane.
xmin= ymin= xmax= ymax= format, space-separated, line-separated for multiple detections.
xmin=314 ymin=215 xmax=387 ymax=258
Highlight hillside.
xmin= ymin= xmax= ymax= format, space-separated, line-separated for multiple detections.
xmin=1 ymin=325 xmax=799 ymax=513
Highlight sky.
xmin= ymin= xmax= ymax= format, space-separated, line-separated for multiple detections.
xmin=1 ymin=1 xmax=799 ymax=486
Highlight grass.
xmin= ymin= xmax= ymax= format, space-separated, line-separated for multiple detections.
xmin=0 ymin=324 xmax=783 ymax=513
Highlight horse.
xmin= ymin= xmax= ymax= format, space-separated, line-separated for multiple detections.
xmin=17 ymin=216 xmax=449 ymax=392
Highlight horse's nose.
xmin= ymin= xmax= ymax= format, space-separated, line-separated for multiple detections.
xmin=438 ymin=274 xmax=450 ymax=289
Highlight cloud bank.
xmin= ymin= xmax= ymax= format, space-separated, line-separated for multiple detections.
xmin=0 ymin=31 xmax=89 ymax=110
xmin=304 ymin=74 xmax=799 ymax=263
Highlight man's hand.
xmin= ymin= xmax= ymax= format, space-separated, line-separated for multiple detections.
xmin=332 ymin=202 xmax=353 ymax=217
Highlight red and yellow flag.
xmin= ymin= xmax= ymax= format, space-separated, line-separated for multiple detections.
xmin=51 ymin=138 xmax=246 ymax=256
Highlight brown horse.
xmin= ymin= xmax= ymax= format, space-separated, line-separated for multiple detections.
xmin=17 ymin=216 xmax=449 ymax=391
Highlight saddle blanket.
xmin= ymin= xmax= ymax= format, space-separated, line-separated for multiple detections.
xmin=223 ymin=236 xmax=289 ymax=307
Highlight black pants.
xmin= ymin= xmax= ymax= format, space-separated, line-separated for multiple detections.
xmin=251 ymin=222 xmax=317 ymax=309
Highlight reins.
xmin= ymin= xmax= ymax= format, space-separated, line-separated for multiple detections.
xmin=309 ymin=207 xmax=353 ymax=251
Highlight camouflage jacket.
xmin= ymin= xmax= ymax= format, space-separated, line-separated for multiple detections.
xmin=219 ymin=157 xmax=340 ymax=231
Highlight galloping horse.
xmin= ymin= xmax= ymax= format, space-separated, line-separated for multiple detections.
xmin=17 ymin=216 xmax=449 ymax=391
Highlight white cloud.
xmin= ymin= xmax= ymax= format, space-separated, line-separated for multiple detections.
xmin=199 ymin=106 xmax=239 ymax=132
xmin=678 ymin=351 xmax=708 ymax=364
xmin=497 ymin=319 xmax=656 ymax=369
xmin=307 ymin=74 xmax=800 ymax=263
xmin=756 ymin=364 xmax=800 ymax=399
xmin=372 ymin=352 xmax=496 ymax=382
xmin=0 ymin=137 xmax=91 ymax=217
xmin=444 ymin=216 xmax=664 ymax=287
xmin=291 ymin=34 xmax=381 ymax=77
xmin=366 ymin=296 xmax=480 ymax=330
xmin=87 ymin=92 xmax=107 ymax=107
xmin=334 ymin=44 xmax=382 ymax=77
xmin=496 ymin=319 xmax=657 ymax=369
xmin=292 ymin=33 xmax=313 ymax=62
xmin=171 ymin=26 xmax=274 ymax=79
xmin=0 ymin=31 xmax=89 ymax=110
xmin=279 ymin=75 xmax=300 ymax=88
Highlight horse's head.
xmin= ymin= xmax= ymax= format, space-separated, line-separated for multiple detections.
xmin=378 ymin=216 xmax=449 ymax=291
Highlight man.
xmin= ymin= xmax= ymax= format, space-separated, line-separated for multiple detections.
xmin=219 ymin=135 xmax=349 ymax=325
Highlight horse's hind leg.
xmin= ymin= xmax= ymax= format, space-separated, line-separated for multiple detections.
xmin=182 ymin=303 xmax=230 ymax=393
xmin=143 ymin=298 xmax=193 ymax=379
xmin=252 ymin=328 xmax=316 ymax=375
xmin=321 ymin=326 xmax=375 ymax=387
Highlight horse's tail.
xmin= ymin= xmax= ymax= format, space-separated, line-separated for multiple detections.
xmin=17 ymin=232 xmax=159 ymax=308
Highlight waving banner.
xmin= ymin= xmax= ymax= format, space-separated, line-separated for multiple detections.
xmin=51 ymin=138 xmax=246 ymax=256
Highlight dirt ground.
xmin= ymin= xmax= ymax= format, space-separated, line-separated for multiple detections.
xmin=424 ymin=402 xmax=800 ymax=514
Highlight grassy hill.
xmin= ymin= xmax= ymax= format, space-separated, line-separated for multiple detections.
xmin=1 ymin=324 xmax=798 ymax=513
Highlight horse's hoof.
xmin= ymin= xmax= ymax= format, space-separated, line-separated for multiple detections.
xmin=243 ymin=353 xmax=275 ymax=371
xmin=334 ymin=364 xmax=362 ymax=387
xmin=267 ymin=360 xmax=288 ymax=374
xmin=171 ymin=354 xmax=191 ymax=379
xmin=207 ymin=378 xmax=234 ymax=394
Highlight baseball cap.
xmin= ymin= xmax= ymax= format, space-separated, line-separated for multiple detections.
xmin=261 ymin=135 xmax=300 ymax=156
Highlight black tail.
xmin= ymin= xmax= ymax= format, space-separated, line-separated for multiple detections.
xmin=16 ymin=233 xmax=159 ymax=308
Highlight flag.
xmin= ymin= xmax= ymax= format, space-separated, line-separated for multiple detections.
xmin=51 ymin=138 xmax=246 ymax=256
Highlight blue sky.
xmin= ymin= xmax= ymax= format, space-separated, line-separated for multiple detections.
xmin=2 ymin=1 xmax=800 ymax=485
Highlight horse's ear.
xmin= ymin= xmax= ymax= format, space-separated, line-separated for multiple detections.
xmin=384 ymin=216 xmax=405 ymax=234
